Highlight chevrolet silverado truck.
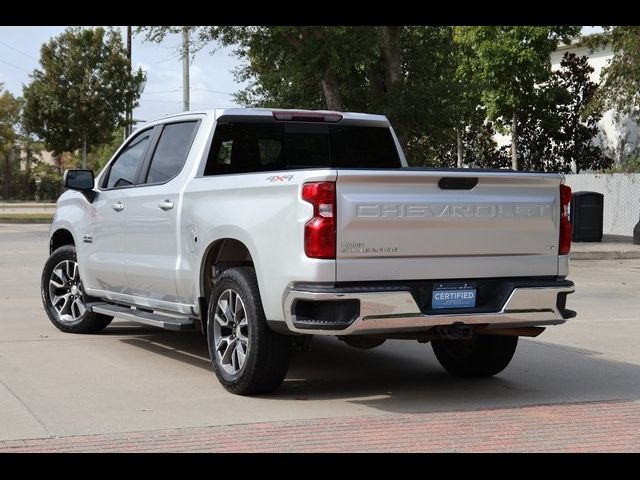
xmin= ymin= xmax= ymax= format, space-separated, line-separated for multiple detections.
xmin=41 ymin=108 xmax=575 ymax=395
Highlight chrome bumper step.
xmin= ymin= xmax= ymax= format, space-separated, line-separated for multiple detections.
xmin=284 ymin=282 xmax=575 ymax=336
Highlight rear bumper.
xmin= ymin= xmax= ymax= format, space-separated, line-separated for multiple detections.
xmin=283 ymin=279 xmax=575 ymax=336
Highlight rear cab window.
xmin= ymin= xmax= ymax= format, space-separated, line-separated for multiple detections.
xmin=204 ymin=121 xmax=402 ymax=175
xmin=142 ymin=121 xmax=198 ymax=185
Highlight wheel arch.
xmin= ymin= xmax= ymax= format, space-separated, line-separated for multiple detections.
xmin=50 ymin=228 xmax=76 ymax=254
xmin=199 ymin=237 xmax=256 ymax=333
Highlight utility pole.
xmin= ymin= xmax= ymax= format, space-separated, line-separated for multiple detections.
xmin=182 ymin=26 xmax=190 ymax=111
xmin=126 ymin=26 xmax=132 ymax=138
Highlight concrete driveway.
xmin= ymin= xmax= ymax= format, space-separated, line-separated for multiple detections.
xmin=1 ymin=223 xmax=639 ymax=451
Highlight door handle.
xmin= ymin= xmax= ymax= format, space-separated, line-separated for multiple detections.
xmin=158 ymin=200 xmax=174 ymax=211
xmin=112 ymin=202 xmax=125 ymax=212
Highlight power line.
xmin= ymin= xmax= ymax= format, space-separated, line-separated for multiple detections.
xmin=142 ymin=89 xmax=183 ymax=95
xmin=0 ymin=57 xmax=31 ymax=73
xmin=0 ymin=40 xmax=39 ymax=61
xmin=141 ymin=88 xmax=234 ymax=96
xmin=193 ymin=88 xmax=234 ymax=96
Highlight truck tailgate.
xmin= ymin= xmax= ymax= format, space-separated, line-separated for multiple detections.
xmin=335 ymin=169 xmax=562 ymax=282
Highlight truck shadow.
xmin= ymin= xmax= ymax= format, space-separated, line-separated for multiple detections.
xmin=117 ymin=327 xmax=640 ymax=415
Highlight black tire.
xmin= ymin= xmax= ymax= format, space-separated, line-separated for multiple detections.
xmin=41 ymin=245 xmax=113 ymax=334
xmin=431 ymin=334 xmax=518 ymax=377
xmin=207 ymin=267 xmax=291 ymax=395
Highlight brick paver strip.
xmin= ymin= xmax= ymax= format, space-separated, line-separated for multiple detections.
xmin=1 ymin=400 xmax=639 ymax=452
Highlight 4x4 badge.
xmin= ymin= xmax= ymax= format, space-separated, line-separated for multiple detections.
xmin=266 ymin=175 xmax=294 ymax=182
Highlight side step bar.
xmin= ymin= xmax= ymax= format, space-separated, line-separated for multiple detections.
xmin=90 ymin=303 xmax=195 ymax=331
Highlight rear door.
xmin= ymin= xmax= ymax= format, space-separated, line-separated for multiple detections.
xmin=122 ymin=120 xmax=199 ymax=307
xmin=335 ymin=170 xmax=562 ymax=282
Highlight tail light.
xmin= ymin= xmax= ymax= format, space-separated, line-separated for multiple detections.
xmin=559 ymin=184 xmax=572 ymax=255
xmin=302 ymin=182 xmax=336 ymax=259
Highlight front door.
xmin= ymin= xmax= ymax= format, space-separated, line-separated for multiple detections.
xmin=82 ymin=128 xmax=155 ymax=297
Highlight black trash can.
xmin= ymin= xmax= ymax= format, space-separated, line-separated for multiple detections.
xmin=571 ymin=191 xmax=604 ymax=242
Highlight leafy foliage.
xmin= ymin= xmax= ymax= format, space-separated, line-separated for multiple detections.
xmin=139 ymin=26 xmax=475 ymax=165
xmin=455 ymin=27 xmax=580 ymax=121
xmin=505 ymin=53 xmax=612 ymax=173
xmin=588 ymin=26 xmax=640 ymax=122
xmin=454 ymin=26 xmax=581 ymax=168
xmin=1 ymin=84 xmax=23 ymax=200
xmin=69 ymin=127 xmax=126 ymax=173
xmin=603 ymin=157 xmax=640 ymax=173
xmin=138 ymin=26 xmax=616 ymax=173
xmin=22 ymin=27 xmax=144 ymax=167
xmin=0 ymin=84 xmax=21 ymax=153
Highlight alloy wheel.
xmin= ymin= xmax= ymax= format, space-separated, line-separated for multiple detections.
xmin=213 ymin=289 xmax=250 ymax=376
xmin=48 ymin=260 xmax=86 ymax=323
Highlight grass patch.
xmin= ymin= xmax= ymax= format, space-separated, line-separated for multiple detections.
xmin=0 ymin=213 xmax=54 ymax=223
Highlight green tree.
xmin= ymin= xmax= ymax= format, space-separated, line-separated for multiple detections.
xmin=70 ymin=127 xmax=126 ymax=172
xmin=454 ymin=26 xmax=580 ymax=170
xmin=22 ymin=27 xmax=144 ymax=168
xmin=552 ymin=53 xmax=612 ymax=172
xmin=492 ymin=53 xmax=611 ymax=173
xmin=588 ymin=26 xmax=640 ymax=122
xmin=0 ymin=84 xmax=22 ymax=200
xmin=139 ymin=26 xmax=461 ymax=161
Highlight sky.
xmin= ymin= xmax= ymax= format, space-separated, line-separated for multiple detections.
xmin=0 ymin=26 xmax=245 ymax=122
xmin=0 ymin=26 xmax=604 ymax=123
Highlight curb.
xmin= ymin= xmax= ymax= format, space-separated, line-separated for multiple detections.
xmin=0 ymin=219 xmax=53 ymax=224
xmin=571 ymin=250 xmax=640 ymax=260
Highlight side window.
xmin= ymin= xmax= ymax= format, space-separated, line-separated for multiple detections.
xmin=104 ymin=131 xmax=152 ymax=189
xmin=144 ymin=122 xmax=198 ymax=184
xmin=204 ymin=123 xmax=285 ymax=175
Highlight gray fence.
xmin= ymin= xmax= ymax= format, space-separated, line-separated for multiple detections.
xmin=564 ymin=173 xmax=640 ymax=237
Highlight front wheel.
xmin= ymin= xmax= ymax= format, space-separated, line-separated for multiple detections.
xmin=207 ymin=267 xmax=291 ymax=395
xmin=431 ymin=334 xmax=518 ymax=377
xmin=41 ymin=245 xmax=112 ymax=333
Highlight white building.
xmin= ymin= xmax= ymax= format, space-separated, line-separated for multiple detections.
xmin=551 ymin=38 xmax=640 ymax=168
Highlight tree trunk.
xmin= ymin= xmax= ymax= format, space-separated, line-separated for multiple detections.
xmin=81 ymin=133 xmax=87 ymax=169
xmin=379 ymin=26 xmax=402 ymax=85
xmin=321 ymin=70 xmax=343 ymax=111
xmin=25 ymin=146 xmax=31 ymax=175
xmin=378 ymin=26 xmax=406 ymax=157
xmin=511 ymin=111 xmax=518 ymax=171
xmin=2 ymin=152 xmax=10 ymax=201
xmin=456 ymin=128 xmax=464 ymax=168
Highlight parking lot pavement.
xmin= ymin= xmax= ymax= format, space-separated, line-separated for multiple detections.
xmin=1 ymin=223 xmax=640 ymax=451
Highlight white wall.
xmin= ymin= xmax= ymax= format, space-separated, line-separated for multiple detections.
xmin=564 ymin=173 xmax=640 ymax=236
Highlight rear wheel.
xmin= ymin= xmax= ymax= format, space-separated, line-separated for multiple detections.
xmin=207 ymin=267 xmax=291 ymax=395
xmin=41 ymin=245 xmax=112 ymax=333
xmin=431 ymin=334 xmax=518 ymax=377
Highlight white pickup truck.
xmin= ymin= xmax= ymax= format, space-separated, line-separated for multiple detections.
xmin=42 ymin=108 xmax=575 ymax=395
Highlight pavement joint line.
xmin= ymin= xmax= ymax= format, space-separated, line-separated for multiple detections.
xmin=0 ymin=376 xmax=53 ymax=439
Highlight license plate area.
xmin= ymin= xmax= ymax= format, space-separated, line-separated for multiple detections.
xmin=432 ymin=282 xmax=477 ymax=309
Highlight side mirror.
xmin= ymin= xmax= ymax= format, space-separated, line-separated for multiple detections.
xmin=63 ymin=169 xmax=96 ymax=202
xmin=64 ymin=169 xmax=94 ymax=191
